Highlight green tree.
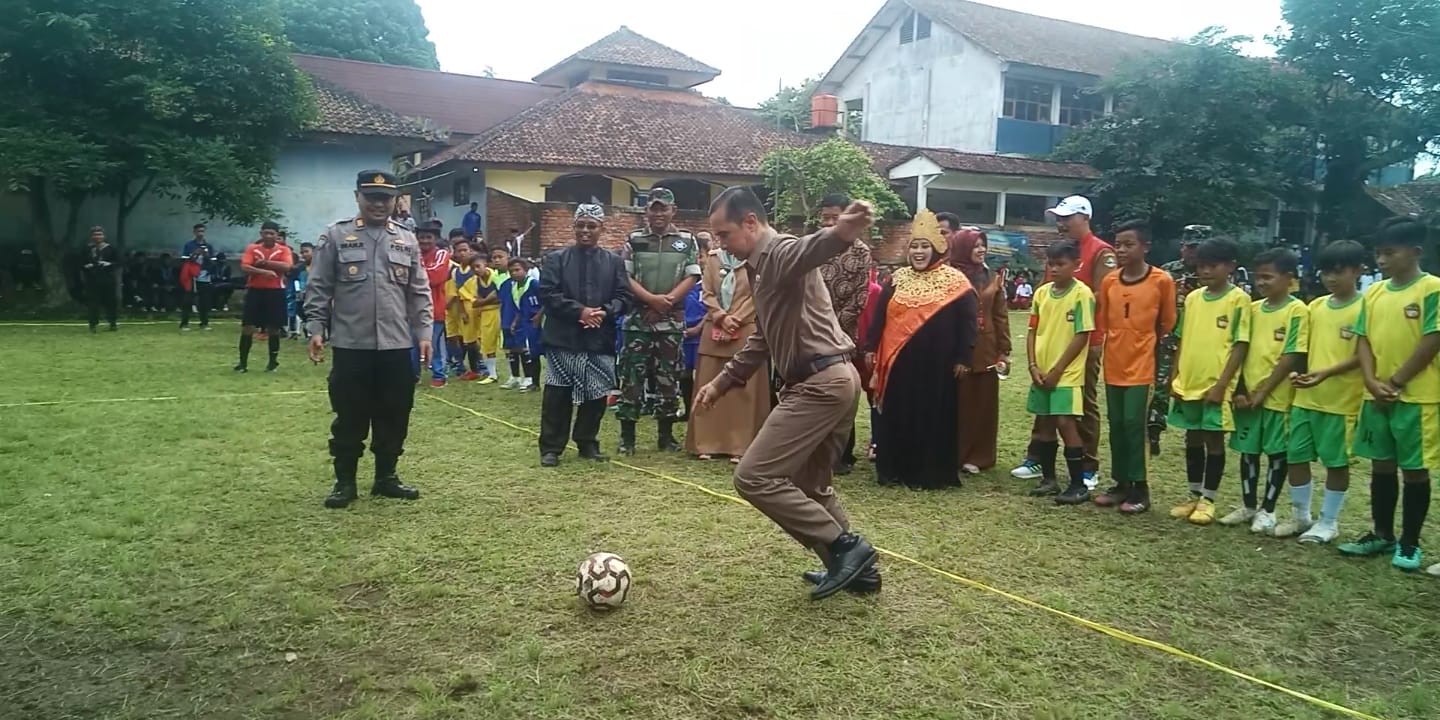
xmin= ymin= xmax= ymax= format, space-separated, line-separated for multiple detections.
xmin=0 ymin=0 xmax=315 ymax=305
xmin=761 ymin=138 xmax=908 ymax=224
xmin=281 ymin=0 xmax=439 ymax=69
xmin=1053 ymin=32 xmax=1315 ymax=240
xmin=1278 ymin=0 xmax=1440 ymax=237
xmin=757 ymin=77 xmax=819 ymax=132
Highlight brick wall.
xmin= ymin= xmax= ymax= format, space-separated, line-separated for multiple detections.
xmin=482 ymin=189 xmax=537 ymax=253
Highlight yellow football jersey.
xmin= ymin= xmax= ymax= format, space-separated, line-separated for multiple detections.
xmin=1173 ymin=285 xmax=1252 ymax=401
xmin=1029 ymin=281 xmax=1096 ymax=388
xmin=1241 ymin=296 xmax=1309 ymax=412
xmin=1355 ymin=274 xmax=1440 ymax=404
xmin=1294 ymin=294 xmax=1364 ymax=415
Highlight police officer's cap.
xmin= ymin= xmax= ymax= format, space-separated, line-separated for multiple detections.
xmin=357 ymin=170 xmax=400 ymax=197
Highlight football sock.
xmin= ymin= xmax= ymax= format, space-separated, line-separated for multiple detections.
xmin=1185 ymin=446 xmax=1205 ymax=497
xmin=1036 ymin=440 xmax=1059 ymax=481
xmin=268 ymin=335 xmax=280 ymax=364
xmin=1400 ymin=476 xmax=1430 ymax=548
xmin=238 ymin=333 xmax=253 ymax=366
xmin=486 ymin=357 xmax=499 ymax=377
xmin=1202 ymin=453 xmax=1225 ymax=501
xmin=1320 ymin=488 xmax=1348 ymax=525
xmin=466 ymin=344 xmax=480 ymax=372
xmin=1240 ymin=453 xmax=1260 ymax=509
xmin=1261 ymin=453 xmax=1287 ymax=513
xmin=1289 ymin=481 xmax=1313 ymax=520
xmin=448 ymin=339 xmax=463 ymax=367
xmin=525 ymin=354 xmax=540 ymax=384
xmin=1063 ymin=446 xmax=1085 ymax=487
xmin=1372 ymin=471 xmax=1399 ymax=541
xmin=509 ymin=355 xmax=522 ymax=376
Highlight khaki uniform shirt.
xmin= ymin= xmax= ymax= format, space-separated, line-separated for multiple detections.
xmin=718 ymin=226 xmax=856 ymax=389
xmin=304 ymin=216 xmax=432 ymax=350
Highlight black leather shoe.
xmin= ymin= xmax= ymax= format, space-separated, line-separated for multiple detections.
xmin=372 ymin=476 xmax=420 ymax=500
xmin=811 ymin=533 xmax=877 ymax=600
xmin=578 ymin=445 xmax=609 ymax=462
xmin=1028 ymin=478 xmax=1060 ymax=496
xmin=834 ymin=461 xmax=855 ymax=476
xmin=1055 ymin=482 xmax=1091 ymax=505
xmin=657 ymin=421 xmax=682 ymax=452
xmin=324 ymin=481 xmax=357 ymax=509
xmin=802 ymin=567 xmax=881 ymax=594
xmin=540 ymin=453 xmax=560 ymax=467
xmin=618 ymin=421 xmax=637 ymax=456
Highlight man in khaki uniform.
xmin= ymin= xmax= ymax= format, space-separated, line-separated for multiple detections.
xmin=695 ymin=187 xmax=879 ymax=600
xmin=305 ymin=170 xmax=434 ymax=509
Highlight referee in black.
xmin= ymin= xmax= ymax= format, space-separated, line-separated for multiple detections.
xmin=304 ymin=171 xmax=434 ymax=509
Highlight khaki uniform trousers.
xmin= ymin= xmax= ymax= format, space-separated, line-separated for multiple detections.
xmin=733 ymin=362 xmax=860 ymax=557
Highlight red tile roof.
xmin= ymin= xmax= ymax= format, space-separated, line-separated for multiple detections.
xmin=417 ymin=82 xmax=813 ymax=176
xmin=307 ymin=80 xmax=437 ymax=140
xmin=1367 ymin=179 xmax=1440 ymax=218
xmin=533 ymin=26 xmax=720 ymax=81
xmin=906 ymin=0 xmax=1176 ymax=78
xmin=293 ymin=54 xmax=560 ymax=137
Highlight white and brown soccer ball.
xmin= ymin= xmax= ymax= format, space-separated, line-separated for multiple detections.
xmin=575 ymin=552 xmax=631 ymax=610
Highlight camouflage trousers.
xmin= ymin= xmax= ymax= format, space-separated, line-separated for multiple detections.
xmin=1148 ymin=335 xmax=1178 ymax=431
xmin=617 ymin=331 xmax=683 ymax=422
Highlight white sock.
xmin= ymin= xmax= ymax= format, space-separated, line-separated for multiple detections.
xmin=486 ymin=357 xmax=498 ymax=377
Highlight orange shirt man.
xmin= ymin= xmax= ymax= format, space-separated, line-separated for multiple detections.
xmin=236 ymin=221 xmax=295 ymax=373
xmin=1094 ymin=220 xmax=1176 ymax=513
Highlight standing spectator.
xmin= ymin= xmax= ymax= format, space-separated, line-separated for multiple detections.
xmin=286 ymin=242 xmax=313 ymax=337
xmin=1013 ymin=276 xmax=1034 ymax=309
xmin=817 ymin=193 xmax=873 ymax=475
xmin=537 ymin=204 xmax=632 ymax=467
xmin=688 ymin=231 xmax=770 ymax=462
xmin=182 ymin=223 xmax=207 ymax=258
xmin=499 ymin=258 xmax=542 ymax=392
xmin=82 ymin=226 xmax=119 ymax=332
xmin=211 ymin=253 xmax=234 ymax=312
xmin=462 ymin=202 xmax=482 ymax=239
xmin=949 ymin=226 xmax=1011 ymax=475
xmin=413 ymin=221 xmax=450 ymax=387
xmin=179 ymin=240 xmax=216 ymax=331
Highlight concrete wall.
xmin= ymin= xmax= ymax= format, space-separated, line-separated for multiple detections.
xmin=0 ymin=136 xmax=401 ymax=255
xmin=833 ymin=21 xmax=1005 ymax=152
xmin=420 ymin=166 xmax=487 ymax=237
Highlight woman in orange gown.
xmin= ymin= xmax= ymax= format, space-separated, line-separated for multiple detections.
xmin=864 ymin=211 xmax=978 ymax=489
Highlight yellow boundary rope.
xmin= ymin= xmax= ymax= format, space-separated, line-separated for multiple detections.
xmin=426 ymin=392 xmax=1385 ymax=720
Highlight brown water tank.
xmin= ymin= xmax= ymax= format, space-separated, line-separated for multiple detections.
xmin=811 ymin=94 xmax=840 ymax=129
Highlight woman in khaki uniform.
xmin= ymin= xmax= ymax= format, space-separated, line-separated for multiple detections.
xmin=687 ymin=247 xmax=771 ymax=460
xmin=950 ymin=228 xmax=1011 ymax=474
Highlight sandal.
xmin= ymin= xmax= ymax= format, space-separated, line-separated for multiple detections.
xmin=698 ymin=454 xmax=713 ymax=461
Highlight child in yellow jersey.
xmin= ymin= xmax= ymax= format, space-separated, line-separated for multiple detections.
xmin=486 ymin=248 xmax=515 ymax=384
xmin=472 ymin=252 xmax=501 ymax=384
xmin=1219 ymin=248 xmax=1308 ymax=534
xmin=1284 ymin=240 xmax=1367 ymax=544
xmin=1024 ymin=240 xmax=1096 ymax=502
xmin=1167 ymin=239 xmax=1251 ymax=526
xmin=443 ymin=239 xmax=480 ymax=379
xmin=1345 ymin=218 xmax=1440 ymax=573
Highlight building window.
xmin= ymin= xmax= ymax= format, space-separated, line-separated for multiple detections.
xmin=1003 ymin=78 xmax=1053 ymax=123
xmin=636 ymin=179 xmax=711 ymax=211
xmin=605 ymin=69 xmax=669 ymax=86
xmin=899 ymin=11 xmax=931 ymax=44
xmin=1004 ymin=195 xmax=1050 ymax=226
xmin=844 ymin=98 xmax=864 ymax=140
xmin=1057 ymin=85 xmax=1105 ymax=127
xmin=452 ymin=177 xmax=470 ymax=207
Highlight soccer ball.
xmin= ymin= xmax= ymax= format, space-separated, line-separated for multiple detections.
xmin=575 ymin=552 xmax=631 ymax=610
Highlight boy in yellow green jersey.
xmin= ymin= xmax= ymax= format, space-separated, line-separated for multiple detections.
xmin=1282 ymin=240 xmax=1367 ymax=544
xmin=1344 ymin=218 xmax=1440 ymax=572
xmin=1218 ymin=248 xmax=1309 ymax=534
xmin=1024 ymin=240 xmax=1096 ymax=502
xmin=1167 ymin=239 xmax=1251 ymax=525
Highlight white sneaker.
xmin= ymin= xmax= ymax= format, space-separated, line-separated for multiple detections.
xmin=518 ymin=378 xmax=534 ymax=392
xmin=1298 ymin=520 xmax=1340 ymax=544
xmin=1218 ymin=506 xmax=1257 ymax=527
xmin=1272 ymin=515 xmax=1313 ymax=538
xmin=1426 ymin=563 xmax=1440 ymax=577
xmin=961 ymin=463 xmax=981 ymax=475
xmin=1010 ymin=460 xmax=1042 ymax=480
xmin=502 ymin=377 xmax=522 ymax=390
xmin=1250 ymin=510 xmax=1278 ymax=535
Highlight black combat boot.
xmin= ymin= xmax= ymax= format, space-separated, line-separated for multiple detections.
xmin=324 ymin=456 xmax=360 ymax=509
xmin=371 ymin=454 xmax=420 ymax=500
xmin=657 ymin=420 xmax=682 ymax=453
xmin=618 ymin=421 xmax=637 ymax=456
xmin=801 ymin=567 xmax=882 ymax=594
xmin=577 ymin=443 xmax=609 ymax=462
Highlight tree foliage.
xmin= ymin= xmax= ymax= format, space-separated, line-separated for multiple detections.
xmin=281 ymin=0 xmax=439 ymax=70
xmin=761 ymin=138 xmax=908 ymax=223
xmin=1053 ymin=32 xmax=1315 ymax=239
xmin=1278 ymin=0 xmax=1440 ymax=236
xmin=757 ymin=77 xmax=819 ymax=132
xmin=0 ymin=0 xmax=315 ymax=304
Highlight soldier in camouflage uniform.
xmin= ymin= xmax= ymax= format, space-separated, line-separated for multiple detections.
xmin=617 ymin=187 xmax=702 ymax=454
xmin=1148 ymin=225 xmax=1207 ymax=456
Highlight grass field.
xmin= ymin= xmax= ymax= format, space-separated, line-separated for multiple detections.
xmin=3 ymin=315 xmax=1439 ymax=720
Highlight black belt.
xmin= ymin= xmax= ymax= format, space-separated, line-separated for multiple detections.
xmin=785 ymin=352 xmax=852 ymax=386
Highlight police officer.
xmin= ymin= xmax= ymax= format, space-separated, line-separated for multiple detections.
xmin=616 ymin=186 xmax=701 ymax=454
xmin=305 ymin=170 xmax=434 ymax=509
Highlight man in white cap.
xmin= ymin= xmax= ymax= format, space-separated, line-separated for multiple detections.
xmin=1010 ymin=195 xmax=1116 ymax=504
